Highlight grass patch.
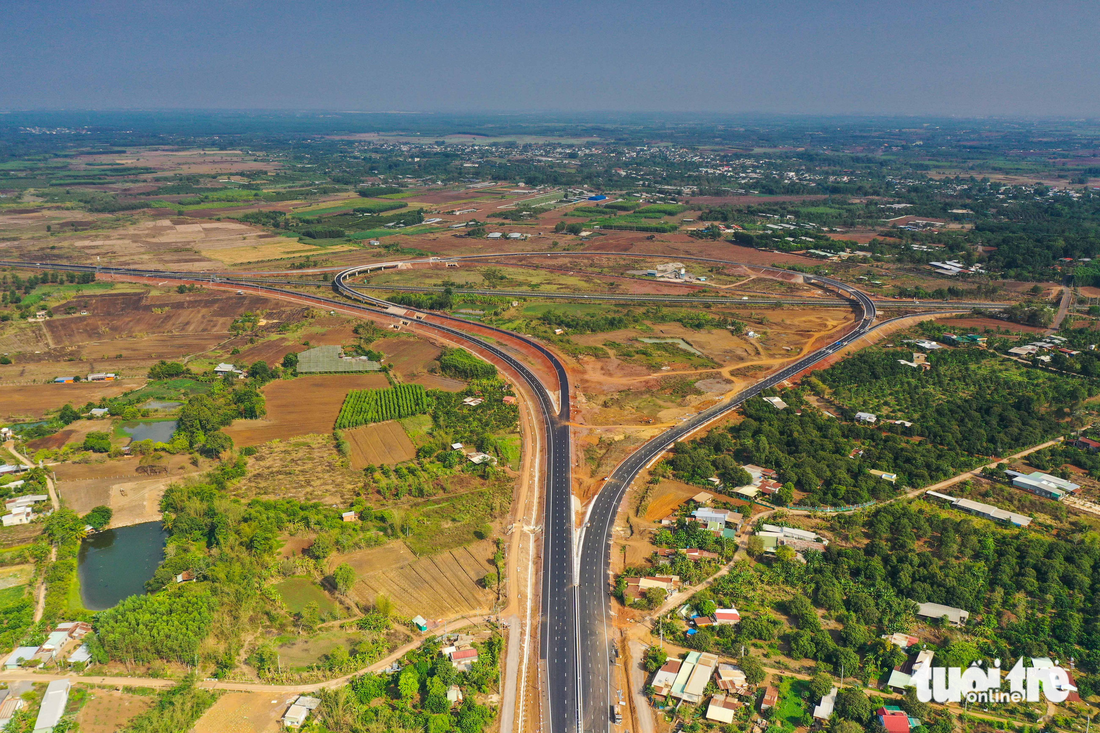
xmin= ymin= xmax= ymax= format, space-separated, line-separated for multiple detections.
xmin=498 ymin=434 xmax=521 ymax=471
xmin=404 ymin=482 xmax=512 ymax=555
xmin=274 ymin=576 xmax=339 ymax=616
xmin=0 ymin=585 xmax=26 ymax=608
xmin=771 ymin=677 xmax=811 ymax=732
xmin=276 ymin=629 xmax=361 ymax=669
xmin=397 ymin=414 xmax=434 ymax=446
xmin=118 ymin=378 xmax=211 ymax=405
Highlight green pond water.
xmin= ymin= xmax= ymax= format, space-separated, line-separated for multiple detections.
xmin=78 ymin=522 xmax=167 ymax=610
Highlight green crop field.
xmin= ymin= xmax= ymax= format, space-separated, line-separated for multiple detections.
xmin=335 ymin=384 xmax=431 ymax=429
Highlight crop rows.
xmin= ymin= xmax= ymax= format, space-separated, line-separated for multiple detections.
xmin=335 ymin=384 xmax=431 ymax=429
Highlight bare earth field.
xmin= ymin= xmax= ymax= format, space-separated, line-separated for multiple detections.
xmin=334 ymin=539 xmax=497 ymax=619
xmin=76 ymin=688 xmax=155 ymax=733
xmin=231 ymin=433 xmax=361 ymax=503
xmin=224 ymin=373 xmax=389 ymax=447
xmin=345 ymin=421 xmax=416 ymax=468
xmin=192 ymin=691 xmax=294 ymax=733
xmin=412 ymin=374 xmax=466 ymax=392
xmin=55 ymin=454 xmax=201 ymax=526
xmin=0 ymin=382 xmax=136 ymax=421
xmin=372 ymin=336 xmax=441 ymax=378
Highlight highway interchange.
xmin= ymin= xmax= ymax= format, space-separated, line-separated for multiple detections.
xmin=0 ymin=254 xmax=987 ymax=732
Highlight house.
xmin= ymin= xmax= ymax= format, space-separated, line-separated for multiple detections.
xmin=691 ymin=491 xmax=713 ymax=504
xmin=1008 ymin=345 xmax=1039 ymax=357
xmin=68 ymin=645 xmax=92 ymax=665
xmin=41 ymin=630 xmax=71 ymax=656
xmin=4 ymin=646 xmax=39 ymax=669
xmin=650 ymin=658 xmax=682 ymax=698
xmin=53 ymin=376 xmax=76 ymax=384
xmin=213 ymin=363 xmax=244 ymax=378
xmin=283 ymin=696 xmax=321 ymax=728
xmin=462 ymin=396 xmax=484 ymax=406
xmin=448 ymin=647 xmax=479 ymax=672
xmin=33 ymin=678 xmax=70 ymax=733
xmin=763 ymin=396 xmax=788 ymax=410
xmin=705 ymin=694 xmax=742 ymax=724
xmin=669 ymin=652 xmax=718 ymax=704
xmin=623 ymin=575 xmax=680 ymax=602
xmin=502 ymin=395 xmax=517 ymax=405
xmin=2 ymin=507 xmax=34 ymax=527
xmin=411 ymin=615 xmax=429 ymax=632
xmin=466 ymin=452 xmax=496 ymax=465
xmin=446 ymin=685 xmax=463 ymax=707
xmin=915 ymin=602 xmax=969 ymax=627
xmin=882 ymin=632 xmax=919 ymax=650
xmin=174 ymin=570 xmax=195 ymax=584
xmin=89 ymin=408 xmax=109 ymax=418
xmin=887 ymin=648 xmax=934 ymax=689
xmin=1007 ymin=470 xmax=1080 ymax=500
xmin=760 ymin=685 xmax=779 ymax=711
xmin=813 ymin=686 xmax=838 ymax=721
xmin=876 ymin=705 xmax=921 ymax=733
xmin=755 ymin=524 xmax=828 ymax=553
xmin=656 ymin=548 xmax=719 ymax=563
xmin=713 ymin=663 xmax=748 ymax=693
xmin=487 ymin=232 xmax=503 ymax=239
xmin=6 ymin=495 xmax=47 ymax=511
xmin=1073 ymin=437 xmax=1100 ymax=453
xmin=55 ymin=622 xmax=91 ymax=641
xmin=690 ymin=508 xmax=743 ymax=533
xmin=870 ymin=470 xmax=898 ymax=484
xmin=86 ymin=373 xmax=116 ymax=382
xmin=341 ymin=511 xmax=358 ymax=522
xmin=0 ymin=692 xmax=23 ymax=729
xmin=714 ymin=608 xmax=741 ymax=625
xmin=450 ymin=443 xmax=464 ymax=451
xmin=924 ymin=490 xmax=1032 ymax=527
xmin=855 ymin=412 xmax=877 ymax=423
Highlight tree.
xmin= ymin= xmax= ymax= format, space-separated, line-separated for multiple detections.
xmin=643 ymin=645 xmax=668 ymax=673
xmin=309 ymin=534 xmax=334 ymax=561
xmin=777 ymin=482 xmax=795 ymax=506
xmin=482 ymin=570 xmax=499 ymax=592
xmin=58 ymin=403 xmax=80 ymax=425
xmin=398 ymin=666 xmax=420 ymax=700
xmin=84 ymin=506 xmax=113 ymax=531
xmin=83 ymin=431 xmax=112 ymax=453
xmin=739 ymin=654 xmax=765 ymax=685
xmin=829 ymin=721 xmax=864 ymax=733
xmin=790 ymin=630 xmax=816 ymax=659
xmin=746 ymin=536 xmax=765 ymax=557
xmin=200 ymin=431 xmax=233 ymax=459
xmin=333 ymin=564 xmax=357 ymax=594
xmin=374 ymin=593 xmax=393 ymax=617
xmin=834 ymin=686 xmax=872 ymax=723
xmin=299 ymin=602 xmax=320 ymax=634
xmin=809 ymin=671 xmax=834 ymax=701
xmin=249 ymin=360 xmax=272 ymax=382
xmin=281 ymin=352 xmax=299 ymax=370
xmin=775 ymin=545 xmax=796 ymax=563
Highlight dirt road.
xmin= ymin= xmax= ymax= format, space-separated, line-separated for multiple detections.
xmin=5 ymin=441 xmax=58 ymax=623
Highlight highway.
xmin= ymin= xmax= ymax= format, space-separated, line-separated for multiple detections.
xmin=0 ymin=255 xmax=956 ymax=733
xmin=575 ymin=273 xmax=876 ymax=733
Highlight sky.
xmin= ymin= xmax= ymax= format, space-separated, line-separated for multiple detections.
xmin=3 ymin=0 xmax=1099 ymax=117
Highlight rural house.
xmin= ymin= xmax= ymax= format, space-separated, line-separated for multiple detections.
xmin=755 ymin=524 xmax=828 ymax=553
xmin=447 ymin=647 xmax=479 ymax=672
xmin=876 ymin=705 xmax=922 ymax=733
xmin=283 ymin=695 xmax=321 ymax=728
xmin=813 ymin=686 xmax=838 ymax=721
xmin=649 ymin=658 xmax=681 ymax=698
xmin=33 ymin=678 xmax=71 ymax=733
xmin=705 ymin=694 xmax=742 ymax=724
xmin=760 ymin=685 xmax=779 ymax=711
xmin=915 ymin=602 xmax=969 ymax=627
xmin=623 ymin=575 xmax=680 ymax=602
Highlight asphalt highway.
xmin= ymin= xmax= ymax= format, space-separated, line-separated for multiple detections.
xmin=0 ymin=255 xmax=953 ymax=733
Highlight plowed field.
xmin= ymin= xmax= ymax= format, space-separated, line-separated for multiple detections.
xmin=373 ymin=336 xmax=441 ymax=377
xmin=335 ymin=539 xmax=496 ymax=618
xmin=345 ymin=421 xmax=416 ymax=468
xmin=0 ymin=382 xmax=136 ymax=421
xmin=224 ymin=373 xmax=389 ymax=446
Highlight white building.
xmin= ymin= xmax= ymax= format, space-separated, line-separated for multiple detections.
xmin=33 ymin=678 xmax=71 ymax=733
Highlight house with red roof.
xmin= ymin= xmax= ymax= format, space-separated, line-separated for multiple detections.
xmin=875 ymin=706 xmax=921 ymax=733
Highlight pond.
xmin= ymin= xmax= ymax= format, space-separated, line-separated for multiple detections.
xmin=141 ymin=400 xmax=182 ymax=411
xmin=122 ymin=420 xmax=178 ymax=444
xmin=78 ymin=522 xmax=167 ymax=610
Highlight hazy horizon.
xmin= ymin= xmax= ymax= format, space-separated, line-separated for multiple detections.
xmin=4 ymin=0 xmax=1100 ymax=117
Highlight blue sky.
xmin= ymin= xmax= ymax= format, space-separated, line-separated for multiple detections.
xmin=3 ymin=0 xmax=1098 ymax=116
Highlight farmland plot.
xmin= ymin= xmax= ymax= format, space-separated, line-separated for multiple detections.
xmin=344 ymin=421 xmax=416 ymax=468
xmin=337 ymin=539 xmax=497 ymax=618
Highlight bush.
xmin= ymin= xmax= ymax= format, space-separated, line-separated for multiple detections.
xmin=83 ymin=432 xmax=112 ymax=453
